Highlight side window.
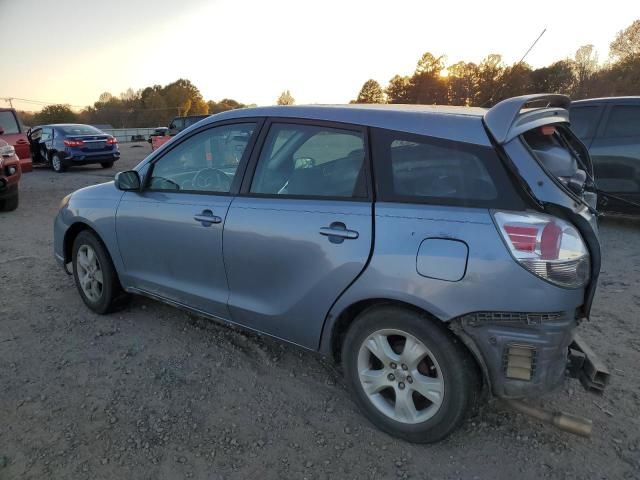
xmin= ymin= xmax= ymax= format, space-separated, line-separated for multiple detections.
xmin=372 ymin=128 xmax=518 ymax=207
xmin=171 ymin=118 xmax=185 ymax=130
xmin=148 ymin=123 xmax=256 ymax=194
xmin=603 ymin=105 xmax=640 ymax=138
xmin=250 ymin=123 xmax=366 ymax=198
xmin=40 ymin=128 xmax=53 ymax=141
xmin=0 ymin=111 xmax=20 ymax=134
xmin=569 ymin=106 xmax=600 ymax=139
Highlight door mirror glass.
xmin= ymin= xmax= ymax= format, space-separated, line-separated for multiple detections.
xmin=115 ymin=170 xmax=141 ymax=191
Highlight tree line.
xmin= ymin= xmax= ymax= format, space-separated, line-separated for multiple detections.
xmin=354 ymin=19 xmax=640 ymax=106
xmin=17 ymin=81 xmax=299 ymax=127
xmin=17 ymin=79 xmax=260 ymax=128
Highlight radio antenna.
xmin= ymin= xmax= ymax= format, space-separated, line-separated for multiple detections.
xmin=481 ymin=27 xmax=547 ymax=107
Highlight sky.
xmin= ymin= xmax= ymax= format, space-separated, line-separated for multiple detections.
xmin=1 ymin=0 xmax=639 ymax=111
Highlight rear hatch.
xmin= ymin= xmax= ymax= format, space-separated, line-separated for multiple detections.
xmin=484 ymin=94 xmax=600 ymax=317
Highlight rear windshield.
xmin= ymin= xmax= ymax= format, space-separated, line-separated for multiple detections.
xmin=59 ymin=125 xmax=102 ymax=136
xmin=371 ymin=127 xmax=523 ymax=208
xmin=0 ymin=111 xmax=20 ymax=134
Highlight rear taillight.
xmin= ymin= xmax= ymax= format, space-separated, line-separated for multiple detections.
xmin=106 ymin=137 xmax=118 ymax=145
xmin=493 ymin=211 xmax=590 ymax=288
xmin=64 ymin=139 xmax=84 ymax=147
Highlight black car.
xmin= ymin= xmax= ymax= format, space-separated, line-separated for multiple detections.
xmin=570 ymin=97 xmax=640 ymax=214
xmin=28 ymin=124 xmax=121 ymax=173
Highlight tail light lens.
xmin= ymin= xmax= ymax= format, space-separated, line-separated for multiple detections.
xmin=64 ymin=139 xmax=84 ymax=147
xmin=106 ymin=137 xmax=118 ymax=145
xmin=493 ymin=211 xmax=590 ymax=288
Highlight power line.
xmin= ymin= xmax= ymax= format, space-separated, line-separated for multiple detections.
xmin=2 ymin=96 xmax=187 ymax=112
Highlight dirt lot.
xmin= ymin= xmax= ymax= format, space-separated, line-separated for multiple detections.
xmin=1 ymin=143 xmax=639 ymax=480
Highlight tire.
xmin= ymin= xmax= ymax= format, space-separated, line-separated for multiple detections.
xmin=101 ymin=161 xmax=114 ymax=169
xmin=51 ymin=154 xmax=66 ymax=173
xmin=72 ymin=230 xmax=125 ymax=314
xmin=0 ymin=192 xmax=18 ymax=212
xmin=341 ymin=305 xmax=479 ymax=443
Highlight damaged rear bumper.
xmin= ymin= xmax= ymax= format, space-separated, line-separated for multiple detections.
xmin=451 ymin=311 xmax=608 ymax=398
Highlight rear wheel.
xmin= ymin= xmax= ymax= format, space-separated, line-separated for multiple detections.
xmin=101 ymin=161 xmax=114 ymax=169
xmin=72 ymin=230 xmax=125 ymax=314
xmin=52 ymin=154 xmax=66 ymax=173
xmin=341 ymin=305 xmax=479 ymax=443
xmin=0 ymin=191 xmax=19 ymax=212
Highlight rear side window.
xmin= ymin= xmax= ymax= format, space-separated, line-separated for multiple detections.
xmin=569 ymin=106 xmax=600 ymax=139
xmin=603 ymin=105 xmax=640 ymax=138
xmin=0 ymin=111 xmax=20 ymax=134
xmin=251 ymin=123 xmax=366 ymax=199
xmin=372 ymin=128 xmax=519 ymax=208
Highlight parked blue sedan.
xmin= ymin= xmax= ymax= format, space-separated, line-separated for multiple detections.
xmin=28 ymin=124 xmax=120 ymax=172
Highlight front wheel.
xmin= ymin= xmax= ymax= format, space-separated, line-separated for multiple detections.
xmin=72 ymin=230 xmax=125 ymax=314
xmin=341 ymin=305 xmax=479 ymax=443
xmin=0 ymin=191 xmax=19 ymax=212
xmin=101 ymin=161 xmax=114 ymax=169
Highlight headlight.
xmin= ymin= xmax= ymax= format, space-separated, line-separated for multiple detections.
xmin=59 ymin=194 xmax=72 ymax=209
xmin=7 ymin=166 xmax=17 ymax=176
xmin=0 ymin=144 xmax=16 ymax=157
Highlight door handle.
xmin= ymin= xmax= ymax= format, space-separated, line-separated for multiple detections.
xmin=194 ymin=209 xmax=222 ymax=226
xmin=319 ymin=222 xmax=359 ymax=243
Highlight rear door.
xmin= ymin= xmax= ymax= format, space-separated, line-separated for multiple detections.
xmin=223 ymin=120 xmax=373 ymax=349
xmin=588 ymin=103 xmax=640 ymax=213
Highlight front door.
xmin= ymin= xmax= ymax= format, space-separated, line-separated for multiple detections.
xmin=116 ymin=121 xmax=259 ymax=319
xmin=223 ymin=121 xmax=373 ymax=348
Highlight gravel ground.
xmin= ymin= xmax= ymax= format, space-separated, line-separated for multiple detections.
xmin=1 ymin=143 xmax=639 ymax=480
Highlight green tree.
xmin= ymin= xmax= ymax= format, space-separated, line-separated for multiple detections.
xmin=446 ymin=62 xmax=479 ymax=106
xmin=208 ymin=98 xmax=246 ymax=114
xmin=34 ymin=105 xmax=77 ymax=124
xmin=163 ymin=79 xmax=207 ymax=116
xmin=610 ymin=19 xmax=640 ymax=62
xmin=385 ymin=75 xmax=414 ymax=104
xmin=475 ymin=54 xmax=504 ymax=106
xmin=531 ymin=60 xmax=575 ymax=94
xmin=277 ymin=90 xmax=295 ymax=105
xmin=355 ymin=79 xmax=385 ymax=103
xmin=412 ymin=52 xmax=447 ymax=104
xmin=572 ymin=45 xmax=599 ymax=99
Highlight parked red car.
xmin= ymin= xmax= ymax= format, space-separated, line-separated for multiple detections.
xmin=0 ymin=138 xmax=22 ymax=211
xmin=0 ymin=108 xmax=33 ymax=173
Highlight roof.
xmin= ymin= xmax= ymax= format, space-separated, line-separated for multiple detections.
xmin=572 ymin=96 xmax=640 ymax=105
xmin=205 ymin=104 xmax=492 ymax=145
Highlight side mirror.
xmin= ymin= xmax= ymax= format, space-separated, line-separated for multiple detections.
xmin=0 ymin=126 xmax=4 ymax=135
xmin=147 ymin=138 xmax=152 ymax=144
xmin=115 ymin=170 xmax=141 ymax=191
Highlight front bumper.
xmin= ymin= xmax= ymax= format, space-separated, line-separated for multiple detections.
xmin=453 ymin=311 xmax=587 ymax=398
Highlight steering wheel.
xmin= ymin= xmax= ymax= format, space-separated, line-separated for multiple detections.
xmin=192 ymin=168 xmax=232 ymax=191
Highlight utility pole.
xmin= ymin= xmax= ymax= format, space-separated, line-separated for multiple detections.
xmin=2 ymin=98 xmax=14 ymax=108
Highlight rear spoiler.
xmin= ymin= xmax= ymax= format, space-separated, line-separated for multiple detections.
xmin=484 ymin=94 xmax=571 ymax=144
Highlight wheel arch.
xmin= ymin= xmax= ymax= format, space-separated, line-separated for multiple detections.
xmin=63 ymin=222 xmax=119 ymax=275
xmin=322 ymin=297 xmax=489 ymax=394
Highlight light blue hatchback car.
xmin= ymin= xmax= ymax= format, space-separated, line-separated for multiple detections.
xmin=54 ymin=94 xmax=607 ymax=442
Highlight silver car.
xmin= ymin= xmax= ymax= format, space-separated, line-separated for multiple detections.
xmin=54 ymin=94 xmax=605 ymax=442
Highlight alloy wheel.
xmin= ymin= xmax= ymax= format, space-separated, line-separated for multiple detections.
xmin=357 ymin=328 xmax=445 ymax=424
xmin=76 ymin=244 xmax=103 ymax=302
